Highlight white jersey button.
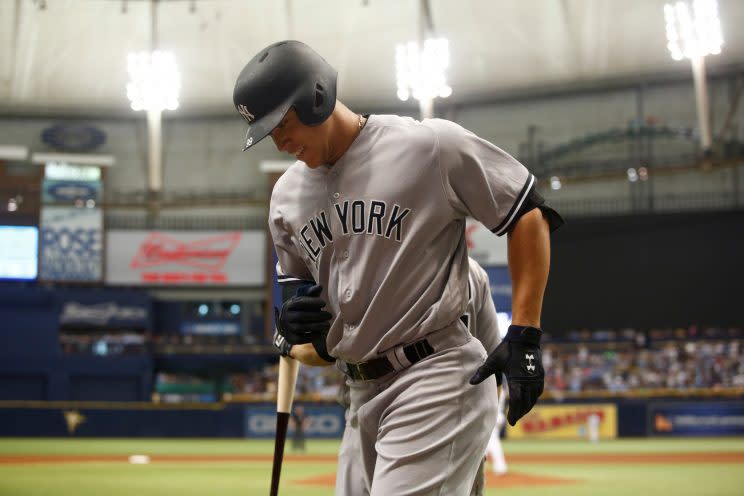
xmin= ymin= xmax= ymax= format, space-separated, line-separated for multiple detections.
xmin=333 ymin=192 xmax=340 ymax=199
xmin=345 ymin=289 xmax=351 ymax=299
xmin=343 ymin=250 xmax=349 ymax=258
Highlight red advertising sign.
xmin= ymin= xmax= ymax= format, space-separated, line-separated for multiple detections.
xmin=106 ymin=231 xmax=264 ymax=286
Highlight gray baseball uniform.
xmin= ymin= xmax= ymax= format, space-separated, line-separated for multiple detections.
xmin=463 ymin=257 xmax=502 ymax=355
xmin=270 ymin=114 xmax=535 ymax=495
xmin=335 ymin=257 xmax=503 ymax=496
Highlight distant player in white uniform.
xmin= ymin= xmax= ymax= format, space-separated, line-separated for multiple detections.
xmin=486 ymin=374 xmax=509 ymax=476
xmin=235 ymin=41 xmax=562 ymax=495
xmin=275 ymin=257 xmax=505 ymax=495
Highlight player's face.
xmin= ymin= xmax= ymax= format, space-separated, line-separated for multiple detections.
xmin=270 ymin=108 xmax=330 ymax=168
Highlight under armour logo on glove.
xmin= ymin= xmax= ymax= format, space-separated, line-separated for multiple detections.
xmin=469 ymin=325 xmax=545 ymax=426
xmin=525 ymin=353 xmax=536 ymax=372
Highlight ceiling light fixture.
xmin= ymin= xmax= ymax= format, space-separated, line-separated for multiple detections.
xmin=395 ymin=38 xmax=452 ymax=103
xmin=126 ymin=51 xmax=181 ymax=111
xmin=663 ymin=0 xmax=724 ymax=155
xmin=664 ymin=0 xmax=723 ymax=60
xmin=124 ymin=0 xmax=178 ymax=199
xmin=395 ymin=0 xmax=451 ymax=120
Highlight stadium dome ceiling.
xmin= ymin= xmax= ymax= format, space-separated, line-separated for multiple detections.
xmin=1 ymin=0 xmax=743 ymax=116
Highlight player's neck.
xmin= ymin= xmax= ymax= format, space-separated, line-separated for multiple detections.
xmin=326 ymin=101 xmax=365 ymax=166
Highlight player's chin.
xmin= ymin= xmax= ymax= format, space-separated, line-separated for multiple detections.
xmin=300 ymin=152 xmax=323 ymax=168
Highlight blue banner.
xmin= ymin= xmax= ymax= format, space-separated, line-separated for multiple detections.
xmin=42 ymin=180 xmax=102 ymax=204
xmin=649 ymin=402 xmax=744 ymax=436
xmin=484 ymin=266 xmax=512 ymax=313
xmin=244 ymin=404 xmax=345 ymax=439
xmin=180 ymin=320 xmax=241 ymax=335
xmin=55 ymin=288 xmax=151 ymax=329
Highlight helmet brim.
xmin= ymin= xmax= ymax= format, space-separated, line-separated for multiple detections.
xmin=241 ymin=101 xmax=292 ymax=151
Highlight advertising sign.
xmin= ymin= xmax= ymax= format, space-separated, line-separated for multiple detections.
xmin=60 ymin=302 xmax=148 ymax=328
xmin=39 ymin=207 xmax=102 ymax=281
xmin=44 ymin=163 xmax=101 ymax=181
xmin=55 ymin=289 xmax=150 ymax=329
xmin=649 ymin=402 xmax=744 ymax=436
xmin=180 ymin=320 xmax=241 ymax=335
xmin=42 ymin=179 xmax=102 ymax=204
xmin=0 ymin=226 xmax=38 ymax=280
xmin=106 ymin=231 xmax=265 ymax=286
xmin=506 ymin=404 xmax=618 ymax=440
xmin=244 ymin=405 xmax=344 ymax=439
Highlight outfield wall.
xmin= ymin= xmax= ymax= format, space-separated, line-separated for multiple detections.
xmin=0 ymin=398 xmax=742 ymax=439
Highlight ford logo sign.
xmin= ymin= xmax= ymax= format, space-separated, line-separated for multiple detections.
xmin=41 ymin=124 xmax=106 ymax=152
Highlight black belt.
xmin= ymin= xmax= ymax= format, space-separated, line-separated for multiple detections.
xmin=345 ymin=339 xmax=435 ymax=381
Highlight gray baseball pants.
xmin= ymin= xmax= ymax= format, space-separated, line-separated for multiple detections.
xmin=335 ymin=324 xmax=497 ymax=495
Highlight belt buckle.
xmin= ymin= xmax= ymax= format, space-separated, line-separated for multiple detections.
xmin=357 ymin=365 xmax=369 ymax=381
xmin=348 ymin=362 xmax=368 ymax=381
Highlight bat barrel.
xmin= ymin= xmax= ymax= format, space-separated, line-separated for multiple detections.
xmin=269 ymin=412 xmax=291 ymax=496
xmin=269 ymin=356 xmax=300 ymax=495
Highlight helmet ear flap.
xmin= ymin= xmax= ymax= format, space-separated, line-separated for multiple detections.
xmin=314 ymin=83 xmax=325 ymax=109
xmin=295 ymin=79 xmax=335 ymax=125
xmin=308 ymin=71 xmax=336 ymax=124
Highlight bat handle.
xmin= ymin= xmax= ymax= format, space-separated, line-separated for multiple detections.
xmin=277 ymin=356 xmax=300 ymax=413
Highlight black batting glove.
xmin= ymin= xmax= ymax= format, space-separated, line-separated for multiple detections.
xmin=272 ymin=329 xmax=293 ymax=357
xmin=276 ymin=284 xmax=332 ymax=345
xmin=469 ymin=325 xmax=544 ymax=426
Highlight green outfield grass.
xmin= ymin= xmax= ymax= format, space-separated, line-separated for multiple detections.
xmin=0 ymin=438 xmax=743 ymax=496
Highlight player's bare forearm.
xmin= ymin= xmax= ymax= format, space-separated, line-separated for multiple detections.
xmin=290 ymin=343 xmax=335 ymax=367
xmin=507 ymin=208 xmax=551 ymax=328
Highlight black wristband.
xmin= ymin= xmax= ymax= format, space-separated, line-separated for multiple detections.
xmin=312 ymin=332 xmax=335 ymax=363
xmin=504 ymin=325 xmax=542 ymax=346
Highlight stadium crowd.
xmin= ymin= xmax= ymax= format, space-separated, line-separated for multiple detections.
xmin=543 ymin=339 xmax=744 ymax=392
xmin=152 ymin=340 xmax=743 ymax=403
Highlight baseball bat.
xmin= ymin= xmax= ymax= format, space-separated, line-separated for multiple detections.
xmin=269 ymin=355 xmax=300 ymax=496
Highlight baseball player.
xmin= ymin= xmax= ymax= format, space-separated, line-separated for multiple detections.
xmin=290 ymin=404 xmax=308 ymax=452
xmin=274 ymin=257 xmax=504 ymax=495
xmin=235 ymin=40 xmax=562 ymax=495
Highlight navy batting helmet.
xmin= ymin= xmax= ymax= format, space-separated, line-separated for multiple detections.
xmin=233 ymin=40 xmax=337 ymax=151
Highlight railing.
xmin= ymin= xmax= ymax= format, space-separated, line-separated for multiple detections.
xmin=153 ymin=343 xmax=274 ymax=355
xmin=0 ymin=386 xmax=741 ymax=407
xmin=101 ymin=191 xmax=743 ymax=228
xmin=105 ymin=213 xmax=266 ymax=230
xmin=549 ymin=192 xmax=743 ymax=218
xmin=541 ymin=387 xmax=744 ymax=401
xmin=534 ymin=153 xmax=700 ymax=179
xmin=103 ymin=187 xmax=266 ymax=208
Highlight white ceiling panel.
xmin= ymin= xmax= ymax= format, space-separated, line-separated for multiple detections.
xmin=0 ymin=0 xmax=742 ymax=115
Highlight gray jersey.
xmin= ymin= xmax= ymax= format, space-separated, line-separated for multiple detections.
xmin=335 ymin=256 xmax=501 ymax=411
xmin=464 ymin=257 xmax=501 ymax=354
xmin=270 ymin=114 xmax=532 ymax=363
